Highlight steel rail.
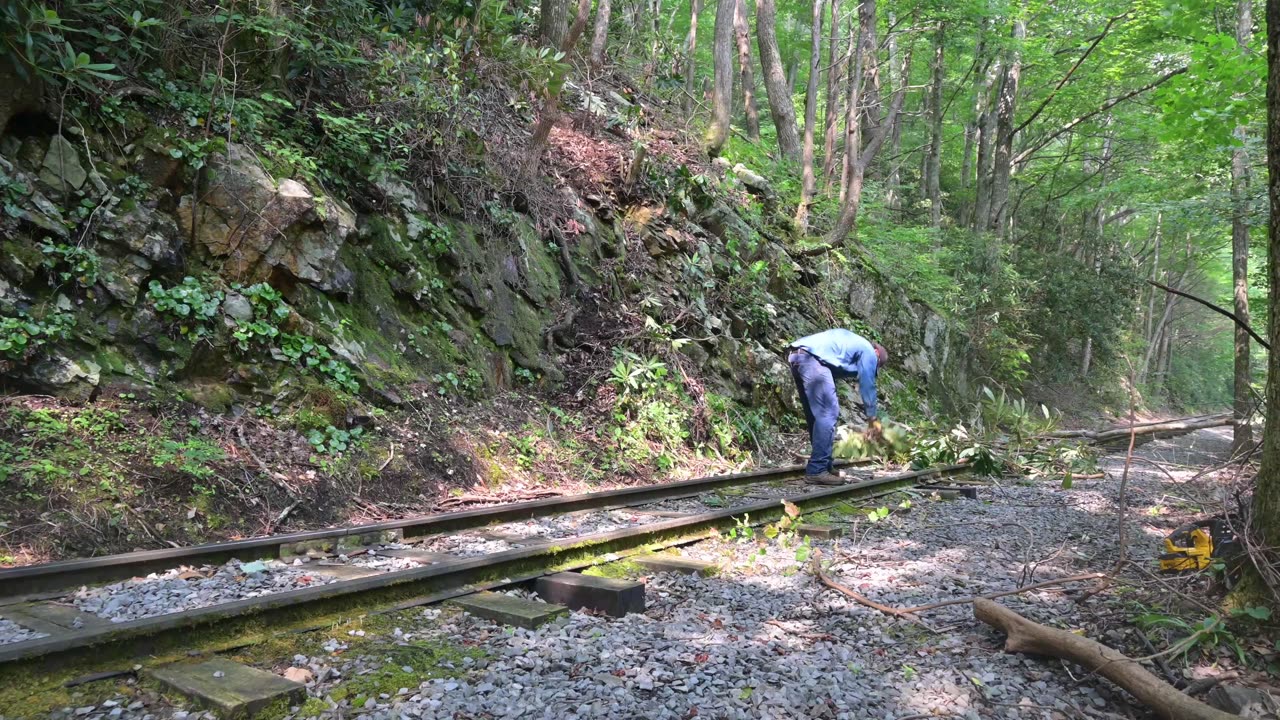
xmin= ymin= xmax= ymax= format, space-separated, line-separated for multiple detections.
xmin=0 ymin=460 xmax=868 ymax=598
xmin=0 ymin=463 xmax=967 ymax=670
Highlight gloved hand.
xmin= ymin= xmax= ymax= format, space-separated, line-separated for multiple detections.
xmin=865 ymin=418 xmax=883 ymax=443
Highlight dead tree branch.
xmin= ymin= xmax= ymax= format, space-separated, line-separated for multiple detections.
xmin=974 ymin=599 xmax=1237 ymax=720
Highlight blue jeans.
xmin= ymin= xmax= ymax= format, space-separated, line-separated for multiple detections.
xmin=789 ymin=350 xmax=838 ymax=475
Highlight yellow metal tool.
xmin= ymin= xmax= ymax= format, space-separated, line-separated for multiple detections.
xmin=1159 ymin=523 xmax=1215 ymax=572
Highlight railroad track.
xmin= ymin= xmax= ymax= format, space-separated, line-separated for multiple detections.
xmin=0 ymin=461 xmax=969 ymax=682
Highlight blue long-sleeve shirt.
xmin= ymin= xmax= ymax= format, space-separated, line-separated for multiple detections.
xmin=789 ymin=329 xmax=880 ymax=418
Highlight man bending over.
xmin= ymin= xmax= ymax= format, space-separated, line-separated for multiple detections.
xmin=787 ymin=329 xmax=887 ymax=484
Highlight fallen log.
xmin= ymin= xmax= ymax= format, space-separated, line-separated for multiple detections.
xmin=973 ymin=599 xmax=1237 ymax=720
xmin=1046 ymin=413 xmax=1232 ymax=445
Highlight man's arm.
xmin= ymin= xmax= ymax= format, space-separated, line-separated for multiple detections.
xmin=856 ymin=351 xmax=878 ymax=419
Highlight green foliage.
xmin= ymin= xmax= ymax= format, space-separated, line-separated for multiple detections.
xmin=229 ymin=282 xmax=290 ymax=350
xmin=605 ymin=349 xmax=693 ymax=472
xmin=152 ymin=437 xmax=226 ymax=482
xmin=911 ymin=423 xmax=1002 ymax=475
xmin=39 ymin=241 xmax=100 ymax=288
xmin=279 ymin=334 xmax=360 ymax=394
xmin=0 ymin=309 xmax=74 ymax=362
xmin=147 ymin=276 xmax=224 ymax=339
xmin=431 ymin=369 xmax=483 ymax=399
xmin=1135 ymin=611 xmax=1253 ymax=665
xmin=307 ymin=425 xmax=363 ymax=455
xmin=1 ymin=1 xmax=137 ymax=89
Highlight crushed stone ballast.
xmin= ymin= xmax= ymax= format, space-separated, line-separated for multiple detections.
xmin=0 ymin=461 xmax=872 ymax=599
xmin=0 ymin=463 xmax=966 ymax=670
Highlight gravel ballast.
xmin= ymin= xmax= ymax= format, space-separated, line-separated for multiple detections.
xmin=0 ymin=617 xmax=47 ymax=646
xmin=70 ymin=559 xmax=340 ymax=623
xmin=27 ymin=428 xmax=1242 ymax=719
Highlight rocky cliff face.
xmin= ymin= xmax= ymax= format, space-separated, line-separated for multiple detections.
xmin=0 ymin=84 xmax=970 ymax=426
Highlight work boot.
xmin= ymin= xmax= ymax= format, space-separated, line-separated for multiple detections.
xmin=804 ymin=471 xmax=844 ymax=486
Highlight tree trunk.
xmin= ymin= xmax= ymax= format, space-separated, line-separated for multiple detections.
xmin=644 ymin=0 xmax=662 ymax=85
xmin=837 ymin=1 xmax=865 ymax=205
xmin=756 ymin=0 xmax=802 ymax=161
xmin=827 ymin=0 xmax=911 ymax=246
xmin=706 ymin=0 xmax=736 ymax=156
xmin=820 ymin=0 xmax=843 ymax=186
xmin=732 ymin=0 xmax=761 ymax=141
xmin=1143 ymin=212 xmax=1162 ymax=349
xmin=924 ymin=23 xmax=945 ymax=227
xmin=883 ymin=14 xmax=903 ymax=212
xmin=683 ymin=0 xmax=703 ymax=113
xmin=795 ymin=0 xmax=825 ymax=230
xmin=972 ymin=52 xmax=999 ymax=231
xmin=1232 ymin=0 xmax=1254 ymax=453
xmin=525 ymin=0 xmax=594 ymax=170
xmin=1253 ymin=0 xmax=1280 ymax=573
xmin=989 ymin=12 xmax=1025 ymax=239
xmin=589 ymin=0 xmax=613 ymax=70
xmin=540 ymin=0 xmax=573 ymax=49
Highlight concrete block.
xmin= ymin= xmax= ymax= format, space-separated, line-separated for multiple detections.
xmin=632 ymin=554 xmax=718 ymax=577
xmin=453 ymin=591 xmax=568 ymax=629
xmin=148 ymin=658 xmax=304 ymax=719
xmin=535 ymin=572 xmax=645 ymax=617
xmin=796 ymin=524 xmax=843 ymax=539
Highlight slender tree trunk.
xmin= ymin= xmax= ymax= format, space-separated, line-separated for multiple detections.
xmin=589 ymin=0 xmax=613 ymax=70
xmin=1232 ymin=0 xmax=1254 ymax=453
xmin=644 ymin=0 xmax=662 ymax=85
xmin=526 ymin=0 xmax=593 ymax=170
xmin=828 ymin=0 xmax=911 ymax=246
xmin=706 ymin=0 xmax=736 ymax=155
xmin=839 ymin=0 xmax=870 ymax=205
xmin=733 ymin=0 xmax=761 ymax=140
xmin=683 ymin=0 xmax=703 ymax=112
xmin=796 ymin=0 xmax=825 ymax=229
xmin=1143 ymin=213 xmax=1163 ymax=350
xmin=924 ymin=23 xmax=945 ymax=227
xmin=883 ymin=13 xmax=903 ymax=212
xmin=756 ymin=0 xmax=802 ymax=161
xmin=540 ymin=0 xmax=573 ymax=48
xmin=821 ymin=0 xmax=843 ymax=186
xmin=1251 ymin=0 xmax=1280 ymax=590
xmin=972 ymin=52 xmax=999 ymax=230
xmin=989 ymin=12 xmax=1025 ymax=239
xmin=960 ymin=31 xmax=988 ymax=229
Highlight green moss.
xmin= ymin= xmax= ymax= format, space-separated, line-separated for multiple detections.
xmin=327 ymin=640 xmax=484 ymax=703
xmin=186 ymin=381 xmax=237 ymax=412
xmin=294 ymin=697 xmax=331 ymax=718
xmin=582 ymin=560 xmax=644 ymax=579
